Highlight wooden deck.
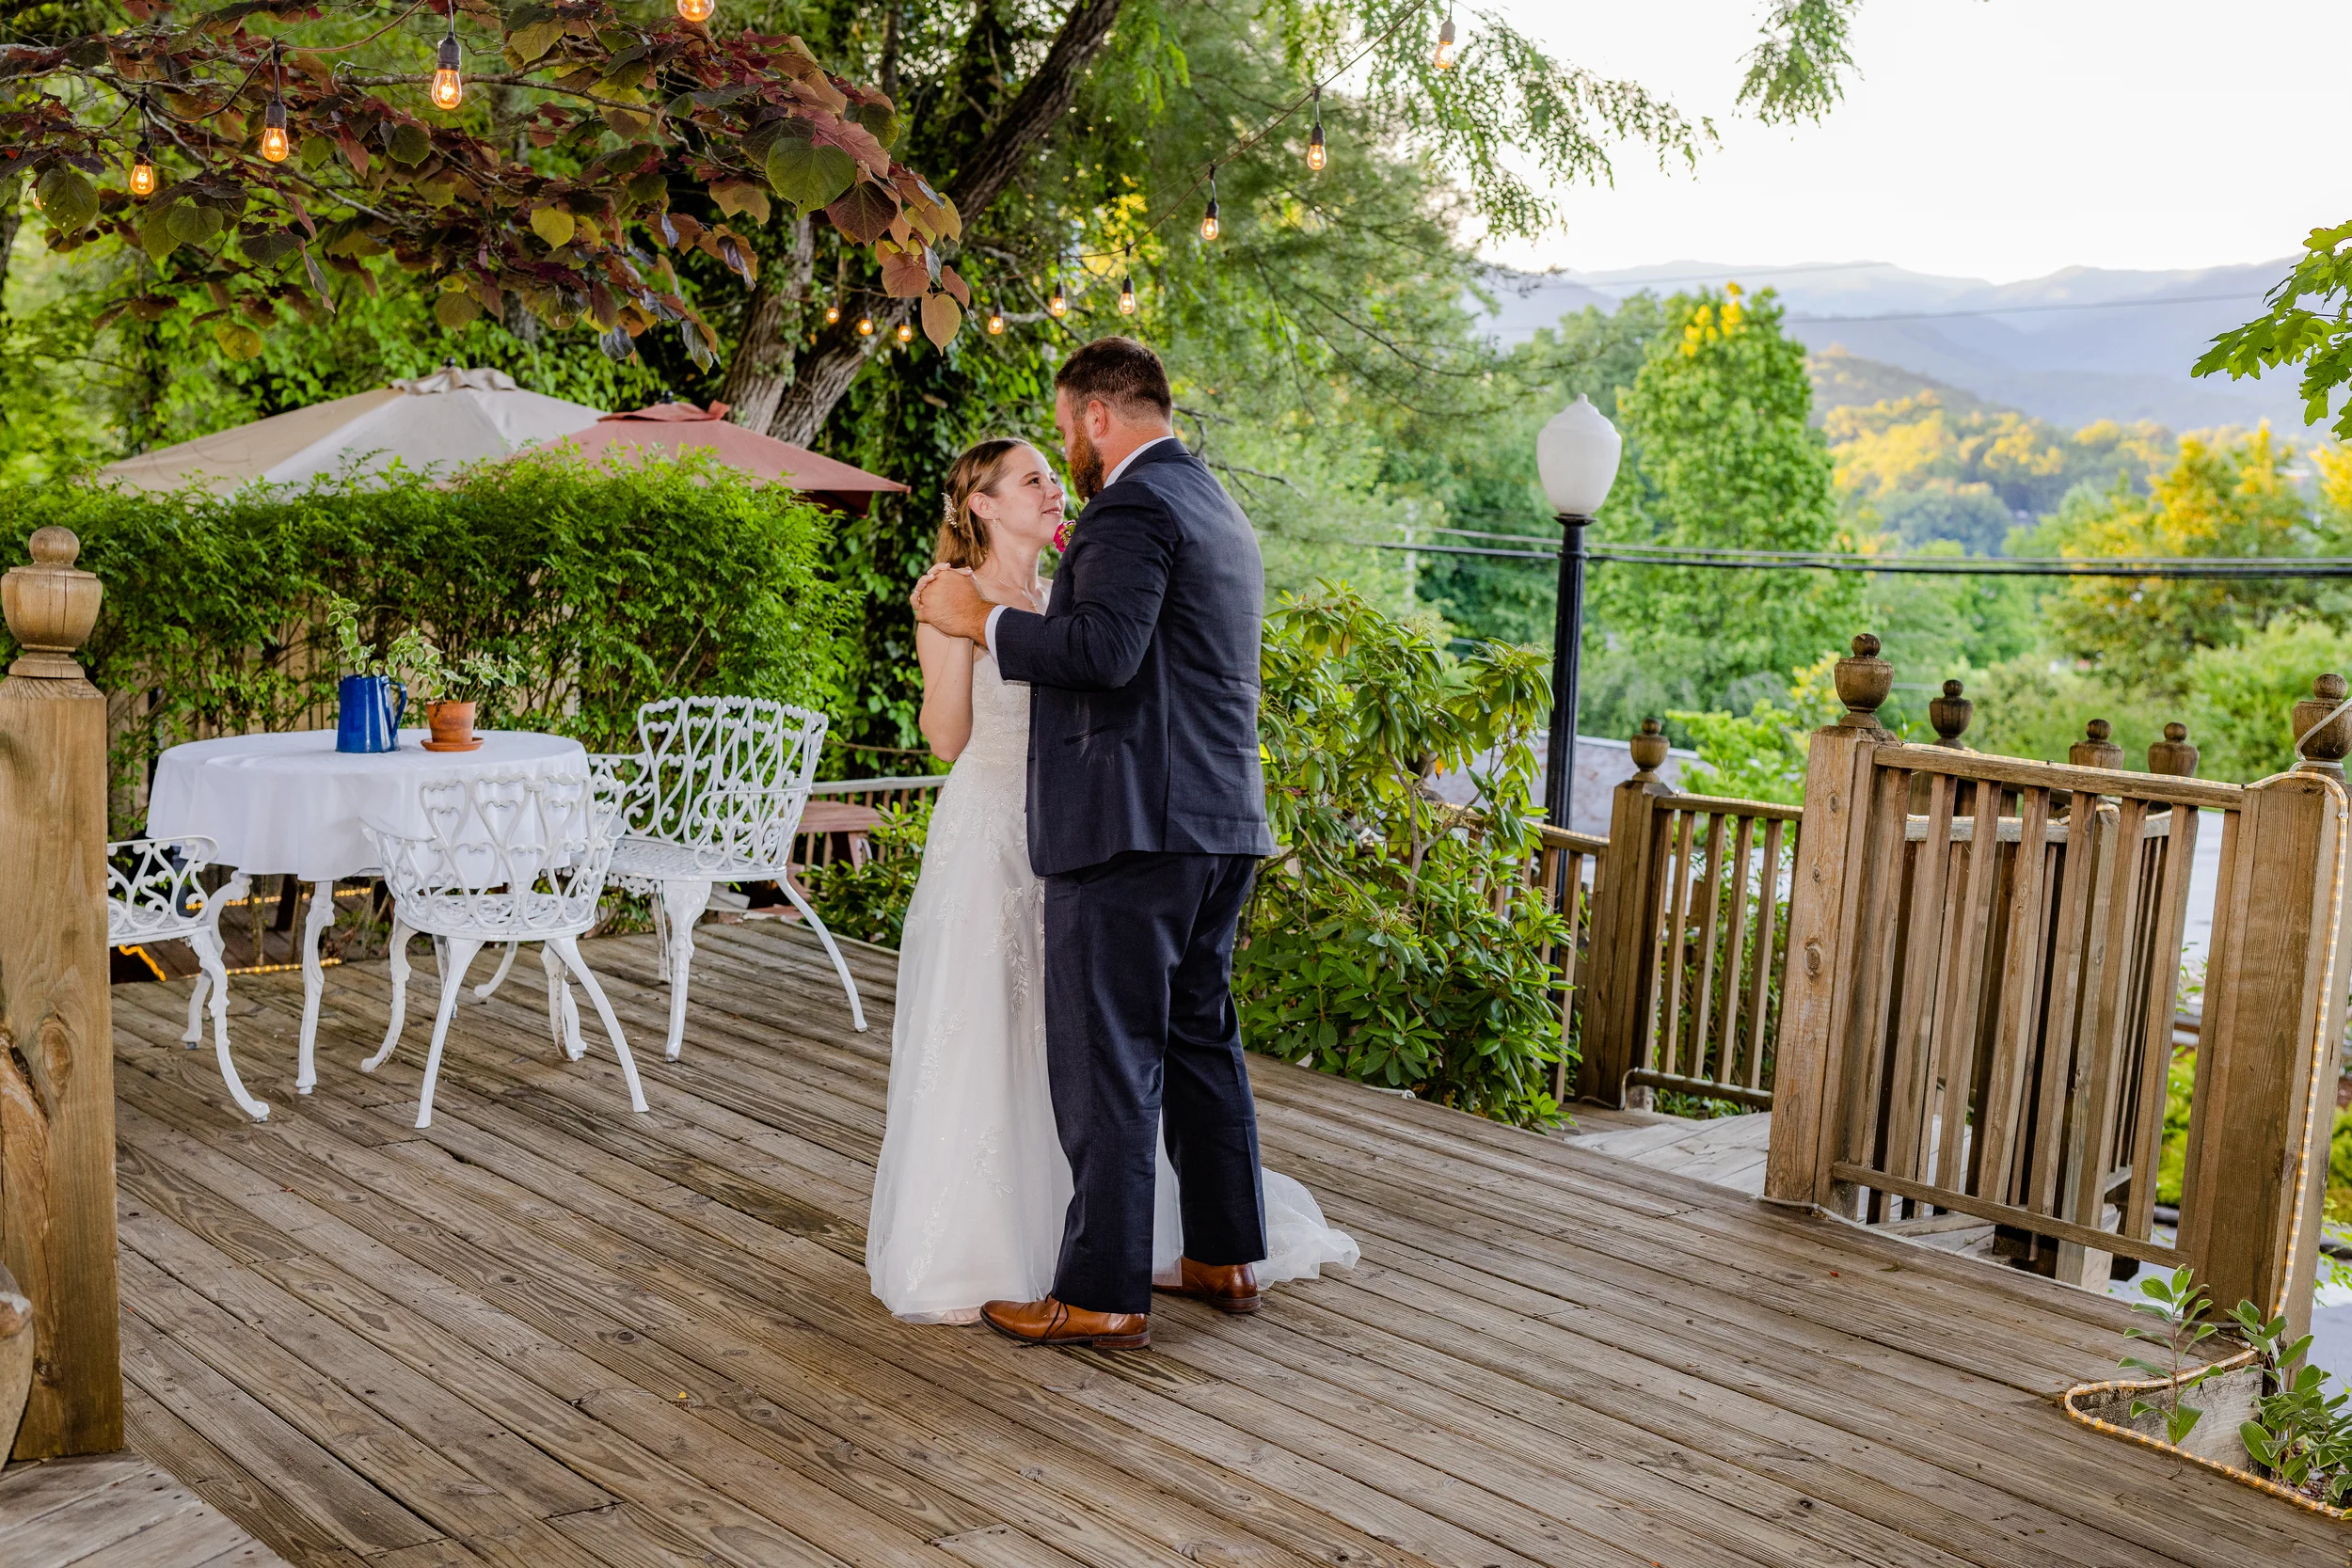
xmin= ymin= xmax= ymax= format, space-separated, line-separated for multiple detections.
xmin=0 ymin=1451 xmax=291 ymax=1568
xmin=99 ymin=921 xmax=2346 ymax=1568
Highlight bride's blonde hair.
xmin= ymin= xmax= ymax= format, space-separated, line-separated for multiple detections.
xmin=936 ymin=437 xmax=1030 ymax=571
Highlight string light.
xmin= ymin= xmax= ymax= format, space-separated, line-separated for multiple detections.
xmin=1306 ymin=86 xmax=1327 ymax=171
xmin=986 ymin=308 xmax=1006 ymax=335
xmin=675 ymin=0 xmax=715 ymax=21
xmin=856 ymin=314 xmax=874 ymax=335
xmin=261 ymin=45 xmax=292 ymax=163
xmin=1434 ymin=10 xmax=1457 ymax=70
xmin=896 ymin=321 xmax=914 ymax=343
xmin=1046 ymin=278 xmax=1067 ymax=318
xmin=129 ymin=139 xmax=156 ymax=198
xmin=430 ymin=1 xmax=463 ymax=112
xmin=1200 ymin=165 xmax=1219 ymax=243
xmin=1118 ymin=245 xmax=1136 ymax=316
xmin=824 ymin=303 xmax=840 ymax=325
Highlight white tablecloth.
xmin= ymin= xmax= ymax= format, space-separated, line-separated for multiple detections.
xmin=146 ymin=729 xmax=589 ymax=883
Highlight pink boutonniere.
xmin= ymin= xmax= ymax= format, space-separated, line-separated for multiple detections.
xmin=1054 ymin=518 xmax=1073 ymax=552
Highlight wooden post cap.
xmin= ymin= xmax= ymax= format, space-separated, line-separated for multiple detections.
xmin=1629 ymin=717 xmax=1670 ymax=778
xmin=1833 ymin=633 xmax=1892 ymax=730
xmin=2069 ymin=718 xmax=2123 ymax=770
xmin=2147 ymin=721 xmax=2200 ymax=777
xmin=2292 ymin=673 xmax=2352 ymax=772
xmin=1928 ymin=678 xmax=1972 ymax=748
xmin=2 ymin=525 xmax=101 ymax=680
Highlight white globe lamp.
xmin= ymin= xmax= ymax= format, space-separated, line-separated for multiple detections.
xmin=1535 ymin=393 xmax=1621 ymax=834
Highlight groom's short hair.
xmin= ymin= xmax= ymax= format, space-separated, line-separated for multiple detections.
xmin=1056 ymin=337 xmax=1173 ymax=422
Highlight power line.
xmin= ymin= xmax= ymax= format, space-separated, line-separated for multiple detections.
xmin=1375 ymin=539 xmax=2352 ymax=578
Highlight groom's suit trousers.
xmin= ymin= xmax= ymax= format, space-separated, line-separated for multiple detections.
xmin=1041 ymin=849 xmax=1268 ymax=1316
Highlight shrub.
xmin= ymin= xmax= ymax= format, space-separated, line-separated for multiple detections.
xmin=0 ymin=451 xmax=848 ymax=832
xmin=1238 ymin=586 xmax=1567 ymax=1126
xmin=801 ymin=801 xmax=932 ymax=949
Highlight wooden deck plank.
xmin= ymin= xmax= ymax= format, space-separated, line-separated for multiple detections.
xmin=91 ymin=934 xmax=2347 ymax=1568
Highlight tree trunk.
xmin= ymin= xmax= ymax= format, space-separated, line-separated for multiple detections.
xmin=761 ymin=0 xmax=1127 ymax=445
xmin=0 ymin=200 xmax=23 ymax=320
xmin=718 ymin=215 xmax=814 ymax=434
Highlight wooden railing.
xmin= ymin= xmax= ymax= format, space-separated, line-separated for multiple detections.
xmin=1571 ymin=721 xmax=1803 ymax=1112
xmin=1533 ymin=822 xmax=1607 ymax=1103
xmin=1767 ymin=636 xmax=2351 ymax=1338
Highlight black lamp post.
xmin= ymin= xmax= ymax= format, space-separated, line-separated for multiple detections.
xmin=1535 ymin=394 xmax=1622 ymax=831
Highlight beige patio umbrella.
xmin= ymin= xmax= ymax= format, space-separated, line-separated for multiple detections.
xmin=95 ymin=366 xmax=606 ymax=493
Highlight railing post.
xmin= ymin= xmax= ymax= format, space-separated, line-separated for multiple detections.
xmin=1764 ymin=634 xmax=1893 ymax=1209
xmin=0 ymin=526 xmax=119 ymax=1458
xmin=2181 ymin=676 xmax=2352 ymax=1341
xmin=1575 ymin=720 xmax=1672 ymax=1105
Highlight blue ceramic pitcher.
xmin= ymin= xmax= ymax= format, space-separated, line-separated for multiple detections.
xmin=336 ymin=674 xmax=406 ymax=752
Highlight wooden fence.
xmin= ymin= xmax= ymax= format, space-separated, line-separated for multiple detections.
xmin=1766 ymin=635 xmax=2350 ymax=1339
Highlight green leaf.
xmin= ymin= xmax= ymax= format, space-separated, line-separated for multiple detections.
xmin=824 ymin=180 xmax=896 ymax=245
xmin=212 ymin=320 xmax=265 ymax=360
xmin=434 ymin=291 xmax=484 ymax=330
xmin=388 ymin=122 xmax=433 ymax=167
xmin=764 ymin=135 xmax=857 ymax=214
xmin=508 ymin=18 xmax=565 ymax=61
xmin=529 ymin=205 xmax=577 ymax=249
xmin=35 ymin=166 xmax=96 ymax=233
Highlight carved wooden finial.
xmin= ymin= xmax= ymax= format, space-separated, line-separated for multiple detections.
xmin=2069 ymin=718 xmax=2123 ymax=770
xmin=2293 ymin=673 xmax=2352 ymax=773
xmin=1928 ymin=678 xmax=1972 ymax=748
xmin=1833 ymin=633 xmax=1892 ymax=730
xmin=1629 ymin=717 xmax=1670 ymax=779
xmin=2147 ymin=721 xmax=2200 ymax=777
xmin=1 ymin=526 xmax=101 ymax=681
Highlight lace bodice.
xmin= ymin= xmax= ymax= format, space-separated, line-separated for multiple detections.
xmin=955 ymin=647 xmax=1031 ymax=773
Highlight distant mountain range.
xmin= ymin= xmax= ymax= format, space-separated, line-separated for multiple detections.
xmin=1479 ymin=260 xmax=2324 ymax=435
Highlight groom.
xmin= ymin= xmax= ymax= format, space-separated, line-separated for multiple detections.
xmin=912 ymin=336 xmax=1277 ymax=1350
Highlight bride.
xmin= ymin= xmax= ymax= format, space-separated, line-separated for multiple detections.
xmin=866 ymin=436 xmax=1357 ymax=1324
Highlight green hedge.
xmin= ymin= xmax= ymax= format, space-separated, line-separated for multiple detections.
xmin=0 ymin=452 xmax=848 ymax=832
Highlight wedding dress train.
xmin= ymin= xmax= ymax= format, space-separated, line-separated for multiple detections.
xmin=866 ymin=625 xmax=1357 ymax=1323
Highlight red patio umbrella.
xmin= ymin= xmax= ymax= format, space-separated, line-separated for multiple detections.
xmin=565 ymin=401 xmax=908 ymax=514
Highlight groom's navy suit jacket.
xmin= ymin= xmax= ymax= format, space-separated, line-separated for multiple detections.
xmin=992 ymin=439 xmax=1278 ymax=878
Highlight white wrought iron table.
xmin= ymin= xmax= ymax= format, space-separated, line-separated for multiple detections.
xmin=146 ymin=728 xmax=589 ymax=1094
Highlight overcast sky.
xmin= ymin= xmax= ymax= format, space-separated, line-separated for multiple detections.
xmin=1469 ymin=0 xmax=2347 ymax=282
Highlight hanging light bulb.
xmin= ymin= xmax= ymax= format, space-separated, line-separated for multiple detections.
xmin=1200 ymin=166 xmax=1219 ymax=244
xmin=824 ymin=303 xmax=840 ymax=325
xmin=986 ymin=308 xmax=1006 ymax=335
xmin=1306 ymin=86 xmax=1327 ymax=172
xmin=896 ymin=321 xmax=914 ymax=344
xmin=129 ymin=137 xmax=156 ymax=199
xmin=430 ymin=15 xmax=464 ymax=112
xmin=1118 ymin=246 xmax=1136 ymax=316
xmin=856 ymin=314 xmax=874 ymax=336
xmin=1434 ymin=12 xmax=1457 ymax=70
xmin=676 ymin=0 xmax=715 ymax=22
xmin=1046 ymin=278 xmax=1068 ymax=318
xmin=261 ymin=46 xmax=292 ymax=163
xmin=261 ymin=98 xmax=292 ymax=162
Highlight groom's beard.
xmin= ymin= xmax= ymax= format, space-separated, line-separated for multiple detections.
xmin=1068 ymin=429 xmax=1107 ymax=501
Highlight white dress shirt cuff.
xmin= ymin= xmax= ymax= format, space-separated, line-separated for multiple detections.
xmin=982 ymin=604 xmax=1008 ymax=655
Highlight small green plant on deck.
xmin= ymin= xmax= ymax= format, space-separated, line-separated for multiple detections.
xmin=2231 ymin=1302 xmax=2352 ymax=1508
xmin=2121 ymin=1265 xmax=2217 ymax=1446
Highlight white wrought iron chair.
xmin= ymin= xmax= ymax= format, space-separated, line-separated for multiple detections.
xmin=477 ymin=696 xmax=865 ymax=1062
xmin=107 ymin=836 xmax=266 ymax=1121
xmin=362 ymin=770 xmax=646 ymax=1130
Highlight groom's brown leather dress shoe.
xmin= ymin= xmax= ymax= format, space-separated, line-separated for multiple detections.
xmin=980 ymin=1296 xmax=1150 ymax=1349
xmin=1160 ymin=1258 xmax=1262 ymax=1315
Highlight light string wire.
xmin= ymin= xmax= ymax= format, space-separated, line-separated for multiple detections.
xmin=1061 ymin=0 xmax=1435 ymax=265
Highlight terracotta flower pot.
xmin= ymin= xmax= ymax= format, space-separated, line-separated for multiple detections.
xmin=421 ymin=699 xmax=481 ymax=752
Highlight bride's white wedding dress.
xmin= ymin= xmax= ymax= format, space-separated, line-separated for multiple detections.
xmin=866 ymin=615 xmax=1358 ymax=1323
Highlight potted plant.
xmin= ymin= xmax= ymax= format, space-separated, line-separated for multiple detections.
xmin=324 ymin=599 xmax=524 ymax=752
xmin=400 ymin=641 xmax=527 ymax=752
